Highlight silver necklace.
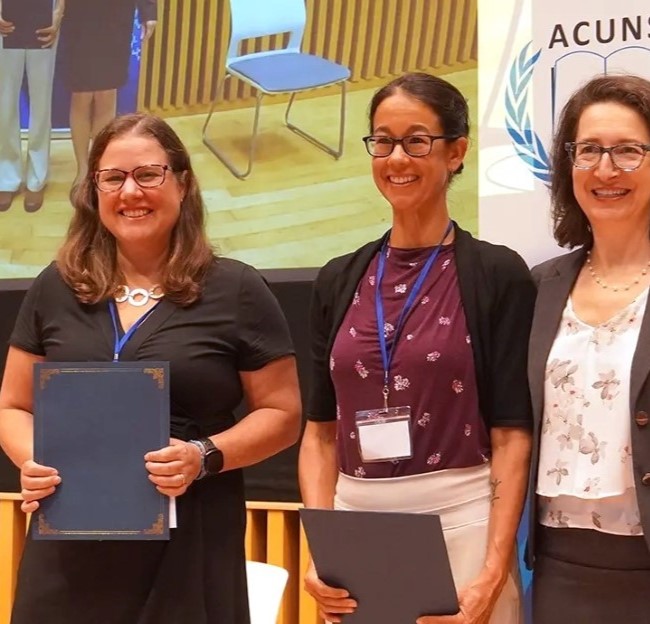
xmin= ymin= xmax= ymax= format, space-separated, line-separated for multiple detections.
xmin=114 ymin=284 xmax=164 ymax=307
xmin=585 ymin=251 xmax=650 ymax=293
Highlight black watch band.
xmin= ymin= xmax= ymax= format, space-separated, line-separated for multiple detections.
xmin=189 ymin=438 xmax=224 ymax=479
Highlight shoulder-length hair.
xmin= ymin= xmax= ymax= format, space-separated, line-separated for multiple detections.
xmin=551 ymin=74 xmax=650 ymax=248
xmin=57 ymin=113 xmax=214 ymax=306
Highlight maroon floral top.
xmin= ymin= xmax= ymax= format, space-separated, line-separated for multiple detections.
xmin=330 ymin=244 xmax=490 ymax=478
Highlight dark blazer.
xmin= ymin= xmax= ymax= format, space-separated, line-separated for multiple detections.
xmin=306 ymin=223 xmax=537 ymax=433
xmin=526 ymin=248 xmax=650 ymax=566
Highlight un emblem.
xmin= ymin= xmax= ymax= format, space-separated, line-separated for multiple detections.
xmin=505 ymin=42 xmax=551 ymax=184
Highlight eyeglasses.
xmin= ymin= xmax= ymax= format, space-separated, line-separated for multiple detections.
xmin=362 ymin=134 xmax=458 ymax=157
xmin=94 ymin=164 xmax=173 ymax=192
xmin=565 ymin=142 xmax=650 ymax=171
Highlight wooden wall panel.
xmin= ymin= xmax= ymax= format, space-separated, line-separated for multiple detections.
xmin=460 ymin=0 xmax=478 ymax=63
xmin=0 ymin=494 xmax=25 ymax=624
xmin=417 ymin=1 xmax=438 ymax=71
xmin=1 ymin=496 xmax=323 ymax=624
xmin=139 ymin=0 xmax=477 ymax=116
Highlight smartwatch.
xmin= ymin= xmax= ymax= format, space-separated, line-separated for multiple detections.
xmin=189 ymin=438 xmax=224 ymax=479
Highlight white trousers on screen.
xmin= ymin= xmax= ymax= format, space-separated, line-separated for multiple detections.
xmin=333 ymin=464 xmax=523 ymax=624
xmin=0 ymin=39 xmax=57 ymax=193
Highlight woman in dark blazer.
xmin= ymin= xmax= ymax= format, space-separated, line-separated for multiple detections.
xmin=528 ymin=74 xmax=650 ymax=623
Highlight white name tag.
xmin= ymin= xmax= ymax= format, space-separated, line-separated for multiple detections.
xmin=356 ymin=406 xmax=412 ymax=462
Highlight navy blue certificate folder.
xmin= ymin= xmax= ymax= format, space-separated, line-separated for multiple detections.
xmin=33 ymin=362 xmax=170 ymax=540
xmin=2 ymin=0 xmax=53 ymax=49
xmin=300 ymin=508 xmax=459 ymax=622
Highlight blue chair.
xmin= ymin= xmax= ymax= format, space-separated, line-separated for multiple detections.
xmin=202 ymin=0 xmax=351 ymax=179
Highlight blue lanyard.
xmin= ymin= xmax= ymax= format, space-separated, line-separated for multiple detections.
xmin=108 ymin=300 xmax=158 ymax=362
xmin=375 ymin=221 xmax=453 ymax=408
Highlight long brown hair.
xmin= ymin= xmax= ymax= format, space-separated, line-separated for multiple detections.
xmin=551 ymin=74 xmax=650 ymax=248
xmin=57 ymin=113 xmax=214 ymax=306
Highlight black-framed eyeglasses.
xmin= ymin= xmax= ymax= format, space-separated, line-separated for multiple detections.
xmin=94 ymin=164 xmax=173 ymax=192
xmin=565 ymin=142 xmax=650 ymax=171
xmin=362 ymin=134 xmax=458 ymax=157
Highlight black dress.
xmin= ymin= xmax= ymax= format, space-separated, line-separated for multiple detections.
xmin=58 ymin=0 xmax=157 ymax=92
xmin=9 ymin=258 xmax=295 ymax=624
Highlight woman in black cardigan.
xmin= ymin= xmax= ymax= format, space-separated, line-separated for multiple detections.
xmin=299 ymin=72 xmax=536 ymax=624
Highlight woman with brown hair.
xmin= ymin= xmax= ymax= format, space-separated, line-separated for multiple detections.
xmin=528 ymin=74 xmax=650 ymax=623
xmin=0 ymin=112 xmax=301 ymax=623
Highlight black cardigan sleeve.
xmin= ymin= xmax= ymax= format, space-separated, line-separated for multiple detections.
xmin=486 ymin=247 xmax=537 ymax=429
xmin=307 ymin=258 xmax=347 ymax=422
xmin=306 ymin=262 xmax=338 ymax=422
xmin=305 ymin=237 xmax=385 ymax=422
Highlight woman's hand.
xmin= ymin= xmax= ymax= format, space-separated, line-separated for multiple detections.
xmin=141 ymin=20 xmax=156 ymax=42
xmin=0 ymin=16 xmax=14 ymax=36
xmin=20 ymin=460 xmax=60 ymax=514
xmin=416 ymin=573 xmax=499 ymax=624
xmin=145 ymin=438 xmax=202 ymax=497
xmin=304 ymin=560 xmax=357 ymax=623
xmin=35 ymin=23 xmax=60 ymax=48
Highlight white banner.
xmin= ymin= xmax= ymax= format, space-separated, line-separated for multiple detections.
xmin=478 ymin=0 xmax=650 ymax=266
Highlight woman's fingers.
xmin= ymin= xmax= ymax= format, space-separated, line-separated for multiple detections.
xmin=145 ymin=441 xmax=202 ymax=496
xmin=0 ymin=18 xmax=15 ymax=35
xmin=21 ymin=500 xmax=40 ymax=514
xmin=146 ymin=450 xmax=190 ymax=496
xmin=21 ymin=461 xmax=59 ymax=487
xmin=19 ymin=461 xmax=60 ymax=511
xmin=145 ymin=458 xmax=184 ymax=476
xmin=148 ymin=472 xmax=186 ymax=488
xmin=22 ymin=474 xmax=60 ymax=492
xmin=304 ymin=568 xmax=357 ymax=616
xmin=141 ymin=20 xmax=156 ymax=42
xmin=22 ymin=484 xmax=57 ymax=503
xmin=21 ymin=459 xmax=58 ymax=478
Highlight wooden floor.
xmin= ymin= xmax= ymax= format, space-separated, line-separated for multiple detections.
xmin=0 ymin=69 xmax=477 ymax=278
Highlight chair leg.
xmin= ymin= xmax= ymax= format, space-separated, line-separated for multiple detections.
xmin=202 ymin=77 xmax=264 ymax=180
xmin=284 ymin=81 xmax=347 ymax=159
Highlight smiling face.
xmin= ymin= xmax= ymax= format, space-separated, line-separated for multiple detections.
xmin=96 ymin=132 xmax=186 ymax=254
xmin=572 ymin=101 xmax=650 ymax=230
xmin=370 ymin=90 xmax=467 ymax=216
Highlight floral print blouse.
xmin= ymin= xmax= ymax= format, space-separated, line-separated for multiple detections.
xmin=537 ymin=289 xmax=648 ymax=536
xmin=329 ymin=244 xmax=490 ymax=479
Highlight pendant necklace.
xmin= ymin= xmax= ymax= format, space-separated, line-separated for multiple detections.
xmin=114 ymin=284 xmax=164 ymax=307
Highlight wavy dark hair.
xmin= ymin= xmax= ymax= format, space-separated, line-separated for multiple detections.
xmin=551 ymin=74 xmax=650 ymax=248
xmin=57 ymin=113 xmax=214 ymax=306
xmin=368 ymin=72 xmax=470 ymax=177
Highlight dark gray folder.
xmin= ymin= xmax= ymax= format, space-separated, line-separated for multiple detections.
xmin=33 ymin=361 xmax=170 ymax=540
xmin=2 ymin=0 xmax=52 ymax=49
xmin=300 ymin=508 xmax=459 ymax=622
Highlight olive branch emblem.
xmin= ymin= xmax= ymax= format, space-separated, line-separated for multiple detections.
xmin=505 ymin=42 xmax=551 ymax=184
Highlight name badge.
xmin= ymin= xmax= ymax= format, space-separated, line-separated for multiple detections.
xmin=355 ymin=406 xmax=412 ymax=462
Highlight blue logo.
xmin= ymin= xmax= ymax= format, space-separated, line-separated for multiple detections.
xmin=505 ymin=42 xmax=551 ymax=184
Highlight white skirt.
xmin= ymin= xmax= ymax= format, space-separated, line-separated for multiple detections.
xmin=334 ymin=464 xmax=522 ymax=624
